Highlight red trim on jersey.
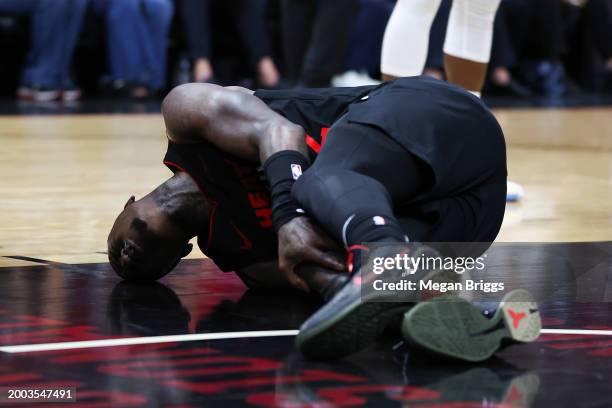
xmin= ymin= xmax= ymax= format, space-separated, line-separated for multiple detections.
xmin=305 ymin=134 xmax=321 ymax=153
xmin=230 ymin=222 xmax=253 ymax=250
xmin=204 ymin=204 xmax=218 ymax=252
xmin=164 ymin=160 xmax=207 ymax=196
xmin=163 ymin=160 xmax=218 ymax=251
xmin=320 ymin=127 xmax=330 ymax=146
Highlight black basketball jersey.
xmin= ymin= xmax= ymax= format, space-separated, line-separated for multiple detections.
xmin=254 ymin=84 xmax=383 ymax=160
xmin=164 ymin=141 xmax=278 ymax=272
xmin=163 ymin=84 xmax=385 ymax=271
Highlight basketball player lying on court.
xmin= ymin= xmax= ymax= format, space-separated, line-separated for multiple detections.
xmin=108 ymin=76 xmax=541 ymax=361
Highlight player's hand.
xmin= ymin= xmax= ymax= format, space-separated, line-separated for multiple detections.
xmin=277 ymin=216 xmax=346 ymax=292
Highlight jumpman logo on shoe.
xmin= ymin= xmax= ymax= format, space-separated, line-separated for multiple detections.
xmin=508 ymin=309 xmax=527 ymax=329
xmin=505 ymin=385 xmax=524 ymax=404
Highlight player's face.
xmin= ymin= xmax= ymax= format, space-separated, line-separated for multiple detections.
xmin=107 ymin=196 xmax=192 ymax=281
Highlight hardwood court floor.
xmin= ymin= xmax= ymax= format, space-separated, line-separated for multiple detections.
xmin=1 ymin=108 xmax=612 ymax=407
xmin=1 ymin=108 xmax=611 ymax=266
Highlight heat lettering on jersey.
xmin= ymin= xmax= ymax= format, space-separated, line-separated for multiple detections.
xmin=224 ymin=158 xmax=273 ymax=228
xmin=249 ymin=193 xmax=273 ymax=228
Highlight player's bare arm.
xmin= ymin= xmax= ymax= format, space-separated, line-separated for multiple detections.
xmin=162 ymin=83 xmax=307 ymax=163
xmin=162 ymin=83 xmax=345 ymax=291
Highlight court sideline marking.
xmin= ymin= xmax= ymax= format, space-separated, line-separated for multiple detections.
xmin=1 ymin=328 xmax=612 ymax=354
xmin=0 ymin=330 xmax=300 ymax=353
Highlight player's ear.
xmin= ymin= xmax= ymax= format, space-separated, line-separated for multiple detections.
xmin=124 ymin=196 xmax=136 ymax=209
xmin=182 ymin=243 xmax=193 ymax=258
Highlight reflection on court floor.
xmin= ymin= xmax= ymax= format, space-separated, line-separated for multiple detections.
xmin=1 ymin=251 xmax=612 ymax=407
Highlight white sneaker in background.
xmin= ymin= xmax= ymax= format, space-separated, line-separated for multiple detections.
xmin=332 ymin=70 xmax=381 ymax=87
xmin=506 ymin=180 xmax=524 ymax=202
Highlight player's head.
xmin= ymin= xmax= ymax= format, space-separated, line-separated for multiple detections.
xmin=107 ymin=194 xmax=193 ymax=282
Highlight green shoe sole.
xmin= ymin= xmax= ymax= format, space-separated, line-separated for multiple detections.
xmin=296 ymin=244 xmax=461 ymax=360
xmin=296 ymin=300 xmax=409 ymax=360
xmin=402 ymin=289 xmax=541 ymax=362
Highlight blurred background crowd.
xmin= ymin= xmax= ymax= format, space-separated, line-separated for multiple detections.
xmin=0 ymin=0 xmax=610 ymax=102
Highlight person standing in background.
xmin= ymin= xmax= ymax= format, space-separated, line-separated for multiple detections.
xmin=178 ymin=0 xmax=280 ymax=88
xmin=380 ymin=0 xmax=524 ymax=202
xmin=488 ymin=0 xmax=565 ymax=97
xmin=95 ymin=0 xmax=174 ymax=99
xmin=381 ymin=0 xmax=501 ymax=96
xmin=281 ymin=0 xmax=357 ymax=87
xmin=555 ymin=0 xmax=612 ymax=94
xmin=0 ymin=0 xmax=88 ymax=102
xmin=575 ymin=0 xmax=612 ymax=93
xmin=332 ymin=0 xmax=394 ymax=87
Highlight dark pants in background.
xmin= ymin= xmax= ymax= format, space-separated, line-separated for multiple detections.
xmin=584 ymin=0 xmax=612 ymax=61
xmin=424 ymin=0 xmax=452 ymax=71
xmin=281 ymin=0 xmax=357 ymax=87
xmin=95 ymin=0 xmax=174 ymax=90
xmin=179 ymin=0 xmax=272 ymax=68
xmin=490 ymin=0 xmax=566 ymax=70
xmin=0 ymin=0 xmax=87 ymax=89
xmin=488 ymin=0 xmax=568 ymax=95
xmin=344 ymin=0 xmax=394 ymax=76
xmin=564 ymin=0 xmax=612 ymax=91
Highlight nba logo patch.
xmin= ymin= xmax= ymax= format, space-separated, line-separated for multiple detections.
xmin=291 ymin=164 xmax=303 ymax=180
xmin=373 ymin=216 xmax=386 ymax=225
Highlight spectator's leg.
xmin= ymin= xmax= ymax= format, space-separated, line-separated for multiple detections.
xmin=521 ymin=0 xmax=564 ymax=60
xmin=20 ymin=0 xmax=69 ymax=90
xmin=105 ymin=0 xmax=150 ymax=86
xmin=179 ymin=0 xmax=214 ymax=82
xmin=0 ymin=0 xmax=31 ymax=13
xmin=236 ymin=0 xmax=280 ymax=87
xmin=344 ymin=0 xmax=394 ymax=75
xmin=281 ymin=0 xmax=316 ymax=83
xmin=59 ymin=0 xmax=88 ymax=92
xmin=0 ymin=0 xmax=34 ymax=96
xmin=142 ymin=0 xmax=174 ymax=90
xmin=579 ymin=0 xmax=612 ymax=91
xmin=584 ymin=0 xmax=612 ymax=63
xmin=514 ymin=0 xmax=566 ymax=96
xmin=502 ymin=0 xmax=530 ymax=53
xmin=0 ymin=0 xmax=85 ymax=94
xmin=489 ymin=1 xmax=517 ymax=72
xmin=424 ymin=0 xmax=451 ymax=79
xmin=489 ymin=1 xmax=523 ymax=91
xmin=300 ymin=0 xmax=358 ymax=87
